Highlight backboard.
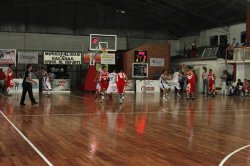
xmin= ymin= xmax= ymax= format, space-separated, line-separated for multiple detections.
xmin=89 ymin=34 xmax=117 ymax=52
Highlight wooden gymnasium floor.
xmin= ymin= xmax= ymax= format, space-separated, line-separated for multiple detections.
xmin=0 ymin=92 xmax=250 ymax=166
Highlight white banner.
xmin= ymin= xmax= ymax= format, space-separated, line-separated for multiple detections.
xmin=136 ymin=80 xmax=160 ymax=93
xmin=0 ymin=49 xmax=16 ymax=65
xmin=150 ymin=58 xmax=165 ymax=67
xmin=101 ymin=53 xmax=115 ymax=65
xmin=44 ymin=51 xmax=82 ymax=65
xmin=10 ymin=79 xmax=39 ymax=93
xmin=18 ymin=52 xmax=38 ymax=64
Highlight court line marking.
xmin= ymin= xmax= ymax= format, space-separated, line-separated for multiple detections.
xmin=219 ymin=144 xmax=250 ymax=166
xmin=0 ymin=110 xmax=53 ymax=166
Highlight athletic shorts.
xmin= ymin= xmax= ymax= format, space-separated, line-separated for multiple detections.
xmin=117 ymin=82 xmax=125 ymax=94
xmin=159 ymin=83 xmax=171 ymax=90
xmin=106 ymin=83 xmax=117 ymax=94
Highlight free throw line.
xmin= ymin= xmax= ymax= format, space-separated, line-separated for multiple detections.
xmin=0 ymin=111 xmax=53 ymax=166
xmin=219 ymin=144 xmax=250 ymax=166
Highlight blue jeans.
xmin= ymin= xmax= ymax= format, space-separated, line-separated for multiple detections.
xmin=203 ymin=79 xmax=208 ymax=94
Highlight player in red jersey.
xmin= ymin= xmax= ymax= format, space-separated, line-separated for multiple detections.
xmin=6 ymin=64 xmax=14 ymax=96
xmin=208 ymin=69 xmax=216 ymax=97
xmin=99 ymin=66 xmax=109 ymax=101
xmin=186 ymin=66 xmax=196 ymax=100
xmin=117 ymin=69 xmax=128 ymax=104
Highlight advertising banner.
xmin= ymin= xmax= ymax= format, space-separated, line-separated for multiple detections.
xmin=136 ymin=80 xmax=160 ymax=93
xmin=44 ymin=51 xmax=82 ymax=65
xmin=83 ymin=53 xmax=101 ymax=64
xmin=9 ymin=79 xmax=39 ymax=93
xmin=0 ymin=49 xmax=16 ymax=65
xmin=18 ymin=51 xmax=38 ymax=64
xmin=150 ymin=58 xmax=165 ymax=67
xmin=101 ymin=53 xmax=115 ymax=65
xmin=51 ymin=79 xmax=70 ymax=91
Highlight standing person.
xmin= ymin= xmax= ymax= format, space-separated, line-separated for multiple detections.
xmin=202 ymin=67 xmax=208 ymax=95
xmin=169 ymin=69 xmax=182 ymax=97
xmin=159 ymin=70 xmax=171 ymax=100
xmin=208 ymin=69 xmax=216 ymax=97
xmin=220 ymin=70 xmax=227 ymax=95
xmin=185 ymin=66 xmax=196 ymax=100
xmin=0 ymin=68 xmax=6 ymax=93
xmin=99 ymin=66 xmax=109 ymax=101
xmin=43 ymin=69 xmax=52 ymax=96
xmin=106 ymin=69 xmax=118 ymax=100
xmin=94 ymin=68 xmax=102 ymax=101
xmin=6 ymin=64 xmax=14 ymax=96
xmin=20 ymin=64 xmax=38 ymax=105
xmin=117 ymin=69 xmax=128 ymax=104
xmin=191 ymin=41 xmax=198 ymax=57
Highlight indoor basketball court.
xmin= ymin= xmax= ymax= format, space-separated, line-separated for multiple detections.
xmin=0 ymin=0 xmax=250 ymax=166
xmin=0 ymin=93 xmax=250 ymax=165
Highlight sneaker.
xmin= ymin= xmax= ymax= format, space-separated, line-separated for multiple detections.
xmin=162 ymin=97 xmax=167 ymax=100
xmin=20 ymin=103 xmax=26 ymax=106
xmin=101 ymin=96 xmax=104 ymax=100
xmin=165 ymin=95 xmax=170 ymax=99
xmin=177 ymin=93 xmax=181 ymax=97
xmin=192 ymin=97 xmax=195 ymax=100
xmin=32 ymin=102 xmax=38 ymax=105
xmin=119 ymin=99 xmax=123 ymax=104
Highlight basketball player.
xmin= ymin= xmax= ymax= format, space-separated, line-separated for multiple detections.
xmin=6 ymin=64 xmax=14 ymax=96
xmin=106 ymin=69 xmax=118 ymax=100
xmin=186 ymin=66 xmax=196 ymax=100
xmin=99 ymin=66 xmax=109 ymax=101
xmin=117 ymin=69 xmax=128 ymax=104
xmin=94 ymin=68 xmax=102 ymax=101
xmin=208 ymin=69 xmax=216 ymax=97
xmin=159 ymin=70 xmax=171 ymax=100
xmin=43 ymin=69 xmax=52 ymax=96
xmin=168 ymin=69 xmax=182 ymax=97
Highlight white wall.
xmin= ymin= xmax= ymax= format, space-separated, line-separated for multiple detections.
xmin=0 ymin=32 xmax=168 ymax=52
xmin=170 ymin=23 xmax=246 ymax=56
xmin=168 ymin=40 xmax=180 ymax=56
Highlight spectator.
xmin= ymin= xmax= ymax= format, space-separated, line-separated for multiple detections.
xmin=242 ymin=79 xmax=249 ymax=96
xmin=191 ymin=41 xmax=198 ymax=57
xmin=233 ymin=79 xmax=243 ymax=96
xmin=0 ymin=68 xmax=6 ymax=92
xmin=220 ymin=70 xmax=227 ymax=95
xmin=227 ymin=38 xmax=239 ymax=60
xmin=242 ymin=38 xmax=250 ymax=47
xmin=202 ymin=67 xmax=208 ymax=95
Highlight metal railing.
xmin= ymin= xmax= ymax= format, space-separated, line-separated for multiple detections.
xmin=226 ymin=47 xmax=250 ymax=62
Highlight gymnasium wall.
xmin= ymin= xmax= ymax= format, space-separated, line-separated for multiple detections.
xmin=123 ymin=43 xmax=170 ymax=79
xmin=0 ymin=32 xmax=168 ymax=52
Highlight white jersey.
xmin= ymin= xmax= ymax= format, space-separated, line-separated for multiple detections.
xmin=159 ymin=74 xmax=167 ymax=84
xmin=172 ymin=72 xmax=180 ymax=82
xmin=109 ymin=72 xmax=117 ymax=84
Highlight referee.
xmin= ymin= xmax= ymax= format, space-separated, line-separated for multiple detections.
xmin=20 ymin=64 xmax=38 ymax=105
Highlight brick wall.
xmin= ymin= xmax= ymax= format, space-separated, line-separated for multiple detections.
xmin=123 ymin=43 xmax=170 ymax=79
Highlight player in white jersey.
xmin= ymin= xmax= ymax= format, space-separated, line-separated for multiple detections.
xmin=106 ymin=69 xmax=118 ymax=100
xmin=159 ymin=70 xmax=172 ymax=100
xmin=168 ymin=70 xmax=182 ymax=97
xmin=43 ymin=69 xmax=52 ymax=96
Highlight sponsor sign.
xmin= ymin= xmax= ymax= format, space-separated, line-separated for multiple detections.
xmin=44 ymin=51 xmax=82 ymax=65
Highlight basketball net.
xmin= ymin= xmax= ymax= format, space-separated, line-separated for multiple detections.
xmin=102 ymin=47 xmax=109 ymax=55
xmin=89 ymin=53 xmax=96 ymax=66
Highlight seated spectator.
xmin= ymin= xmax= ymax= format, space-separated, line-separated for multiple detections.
xmin=234 ymin=79 xmax=243 ymax=96
xmin=242 ymin=79 xmax=249 ymax=96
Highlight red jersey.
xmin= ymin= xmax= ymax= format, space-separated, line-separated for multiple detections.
xmin=117 ymin=72 xmax=126 ymax=84
xmin=99 ymin=72 xmax=109 ymax=82
xmin=6 ymin=68 xmax=14 ymax=88
xmin=208 ymin=73 xmax=215 ymax=83
xmin=187 ymin=71 xmax=195 ymax=84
